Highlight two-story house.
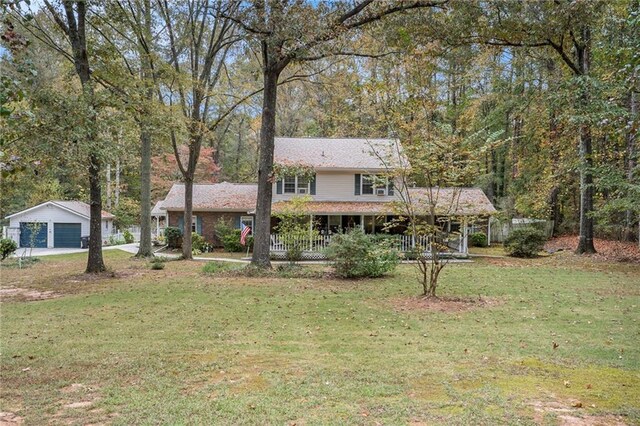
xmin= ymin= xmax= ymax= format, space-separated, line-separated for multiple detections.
xmin=158 ymin=137 xmax=497 ymax=254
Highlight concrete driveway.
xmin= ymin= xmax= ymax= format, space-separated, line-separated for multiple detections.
xmin=13 ymin=243 xmax=141 ymax=258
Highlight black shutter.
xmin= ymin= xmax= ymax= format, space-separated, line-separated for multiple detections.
xmin=276 ymin=179 xmax=282 ymax=194
xmin=310 ymin=174 xmax=316 ymax=195
xmin=387 ymin=179 xmax=394 ymax=196
xmin=355 ymin=174 xmax=361 ymax=195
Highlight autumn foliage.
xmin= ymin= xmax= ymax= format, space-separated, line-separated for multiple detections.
xmin=151 ymin=146 xmax=219 ymax=200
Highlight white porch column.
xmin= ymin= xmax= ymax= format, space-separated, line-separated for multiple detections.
xmin=309 ymin=215 xmax=314 ymax=251
xmin=48 ymin=219 xmax=53 ymax=248
xmin=463 ymin=218 xmax=469 ymax=254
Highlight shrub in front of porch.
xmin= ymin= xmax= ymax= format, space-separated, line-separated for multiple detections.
xmin=214 ymin=219 xmax=253 ymax=252
xmin=164 ymin=227 xmax=182 ymax=249
xmin=469 ymin=232 xmax=488 ymax=247
xmin=325 ymin=228 xmax=400 ymax=278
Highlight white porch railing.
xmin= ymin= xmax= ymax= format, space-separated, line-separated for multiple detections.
xmin=269 ymin=233 xmax=468 ymax=257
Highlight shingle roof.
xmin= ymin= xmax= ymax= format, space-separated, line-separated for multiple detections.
xmin=161 ymin=182 xmax=258 ymax=211
xmin=151 ymin=200 xmax=165 ymax=216
xmin=159 ymin=183 xmax=496 ymax=216
xmin=5 ymin=200 xmax=115 ymax=220
xmin=274 ymin=137 xmax=407 ymax=170
xmin=407 ymin=187 xmax=497 ymax=216
xmin=53 ymin=201 xmax=115 ymax=219
xmin=271 ymin=188 xmax=496 ymax=216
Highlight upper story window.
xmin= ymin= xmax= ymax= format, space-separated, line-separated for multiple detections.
xmin=283 ymin=175 xmax=311 ymax=194
xmin=361 ymin=174 xmax=389 ymax=196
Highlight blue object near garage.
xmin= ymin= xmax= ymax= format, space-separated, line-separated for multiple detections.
xmin=53 ymin=223 xmax=82 ymax=248
xmin=19 ymin=222 xmax=48 ymax=248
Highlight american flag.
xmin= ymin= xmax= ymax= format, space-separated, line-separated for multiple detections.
xmin=240 ymin=222 xmax=251 ymax=246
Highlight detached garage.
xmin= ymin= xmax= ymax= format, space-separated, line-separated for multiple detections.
xmin=4 ymin=201 xmax=114 ymax=249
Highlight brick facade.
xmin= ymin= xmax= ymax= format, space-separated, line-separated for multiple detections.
xmin=168 ymin=211 xmax=252 ymax=247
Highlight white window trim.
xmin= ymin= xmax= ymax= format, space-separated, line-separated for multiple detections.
xmin=191 ymin=215 xmax=198 ymax=233
xmin=361 ymin=174 xmax=387 ymax=196
xmin=240 ymin=216 xmax=253 ymax=234
xmin=283 ymin=175 xmax=311 ymax=194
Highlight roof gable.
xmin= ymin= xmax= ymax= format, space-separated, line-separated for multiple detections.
xmin=5 ymin=200 xmax=114 ymax=220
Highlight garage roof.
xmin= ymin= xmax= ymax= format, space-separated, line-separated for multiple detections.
xmin=5 ymin=201 xmax=115 ymax=220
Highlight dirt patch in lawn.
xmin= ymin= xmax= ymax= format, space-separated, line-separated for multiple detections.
xmin=530 ymin=400 xmax=628 ymax=425
xmin=0 ymin=412 xmax=23 ymax=425
xmin=0 ymin=287 xmax=60 ymax=302
xmin=390 ymin=296 xmax=501 ymax=313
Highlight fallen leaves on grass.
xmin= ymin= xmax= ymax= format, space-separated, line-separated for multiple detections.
xmin=390 ymin=296 xmax=501 ymax=313
xmin=546 ymin=235 xmax=640 ymax=263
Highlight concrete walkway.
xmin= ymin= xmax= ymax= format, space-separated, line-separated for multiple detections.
xmin=13 ymin=243 xmax=143 ymax=258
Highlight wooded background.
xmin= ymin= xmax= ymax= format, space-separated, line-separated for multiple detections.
xmin=1 ymin=1 xmax=638 ymax=259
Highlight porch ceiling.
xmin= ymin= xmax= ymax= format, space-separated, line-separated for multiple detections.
xmin=271 ymin=201 xmax=395 ymax=215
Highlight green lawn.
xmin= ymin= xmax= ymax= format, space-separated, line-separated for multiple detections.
xmin=1 ymin=251 xmax=638 ymax=425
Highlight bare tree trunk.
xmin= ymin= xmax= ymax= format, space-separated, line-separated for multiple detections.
xmin=115 ymin=157 xmax=120 ymax=207
xmin=47 ymin=0 xmax=105 ymax=273
xmin=87 ymin=154 xmax=106 ymax=272
xmin=547 ymin=59 xmax=562 ymax=237
xmin=575 ymin=26 xmax=597 ymax=254
xmin=136 ymin=0 xmax=154 ymax=258
xmin=106 ymin=163 xmax=111 ymax=211
xmin=625 ymin=79 xmax=637 ymax=241
xmin=137 ymin=128 xmax=153 ymax=256
xmin=576 ymin=120 xmax=596 ymax=253
xmin=234 ymin=117 xmax=244 ymax=181
xmin=252 ymin=69 xmax=280 ymax=268
xmin=182 ymin=177 xmax=193 ymax=260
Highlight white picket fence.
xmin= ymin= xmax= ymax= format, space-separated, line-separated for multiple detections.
xmin=269 ymin=233 xmax=467 ymax=259
xmin=109 ymin=226 xmax=141 ymax=244
xmin=489 ymin=219 xmax=554 ymax=243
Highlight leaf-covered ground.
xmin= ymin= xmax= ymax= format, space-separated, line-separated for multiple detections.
xmin=545 ymin=235 xmax=640 ymax=263
xmin=1 ymin=250 xmax=638 ymax=425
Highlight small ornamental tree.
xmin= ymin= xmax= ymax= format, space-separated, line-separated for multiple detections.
xmin=25 ymin=221 xmax=44 ymax=258
xmin=371 ymin=127 xmax=487 ymax=297
xmin=273 ymin=195 xmax=317 ymax=262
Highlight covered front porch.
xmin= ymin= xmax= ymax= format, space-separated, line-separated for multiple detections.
xmin=269 ymin=213 xmax=470 ymax=259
